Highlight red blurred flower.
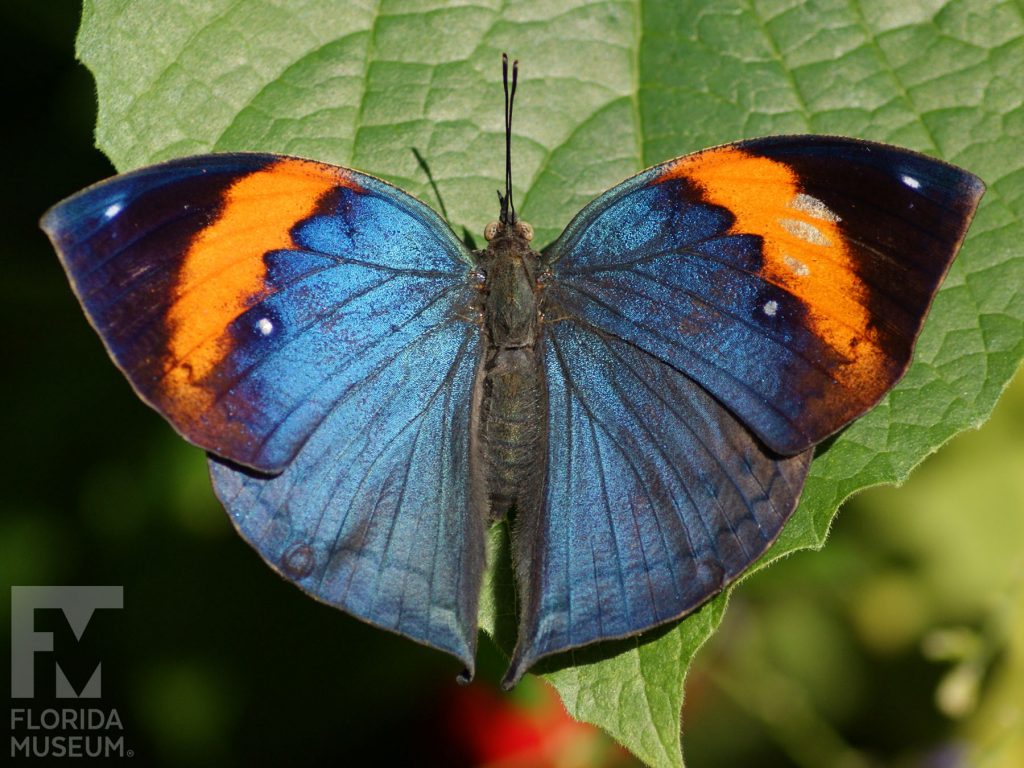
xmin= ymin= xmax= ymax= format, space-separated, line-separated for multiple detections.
xmin=444 ymin=678 xmax=637 ymax=768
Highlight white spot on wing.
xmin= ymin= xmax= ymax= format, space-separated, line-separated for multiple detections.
xmin=256 ymin=318 xmax=274 ymax=336
xmin=780 ymin=217 xmax=830 ymax=246
xmin=104 ymin=203 xmax=123 ymax=219
xmin=762 ymin=300 xmax=778 ymax=317
xmin=784 ymin=254 xmax=810 ymax=277
xmin=790 ymin=193 xmax=840 ymax=222
xmin=901 ymin=174 xmax=921 ymax=189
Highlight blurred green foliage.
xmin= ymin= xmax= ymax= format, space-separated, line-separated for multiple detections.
xmin=684 ymin=373 xmax=1024 ymax=767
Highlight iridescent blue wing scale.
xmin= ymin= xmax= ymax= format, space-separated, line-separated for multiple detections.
xmin=505 ymin=136 xmax=983 ymax=679
xmin=43 ymin=154 xmax=486 ymax=670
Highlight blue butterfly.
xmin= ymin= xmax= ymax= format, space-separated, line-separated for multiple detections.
xmin=42 ymin=56 xmax=984 ymax=687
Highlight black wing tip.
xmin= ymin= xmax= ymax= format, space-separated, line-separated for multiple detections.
xmin=735 ymin=133 xmax=985 ymax=185
xmin=40 ymin=194 xmax=85 ymax=248
xmin=39 ymin=204 xmax=61 ymax=237
xmin=960 ymin=169 xmax=987 ymax=205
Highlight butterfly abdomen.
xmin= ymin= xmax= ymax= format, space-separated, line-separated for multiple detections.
xmin=472 ymin=227 xmax=548 ymax=522
xmin=477 ymin=346 xmax=547 ymax=520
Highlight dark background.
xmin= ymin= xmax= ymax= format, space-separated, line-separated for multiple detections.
xmin=3 ymin=2 xmax=1021 ymax=767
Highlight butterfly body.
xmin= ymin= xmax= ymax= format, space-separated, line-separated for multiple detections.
xmin=472 ymin=220 xmax=548 ymax=524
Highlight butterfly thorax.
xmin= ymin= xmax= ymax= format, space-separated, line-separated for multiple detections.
xmin=479 ymin=226 xmax=541 ymax=347
xmin=470 ymin=222 xmax=548 ymax=524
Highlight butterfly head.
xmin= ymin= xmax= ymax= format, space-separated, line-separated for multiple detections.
xmin=483 ymin=218 xmax=534 ymax=244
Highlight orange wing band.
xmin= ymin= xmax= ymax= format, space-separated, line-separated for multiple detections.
xmin=656 ymin=148 xmax=887 ymax=397
xmin=162 ymin=157 xmax=353 ymax=428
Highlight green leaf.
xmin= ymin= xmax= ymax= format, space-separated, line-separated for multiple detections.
xmin=78 ymin=1 xmax=1024 ymax=765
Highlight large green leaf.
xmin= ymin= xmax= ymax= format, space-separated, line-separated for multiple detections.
xmin=78 ymin=1 xmax=1023 ymax=765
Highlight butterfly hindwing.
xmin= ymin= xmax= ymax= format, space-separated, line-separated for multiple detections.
xmin=504 ymin=319 xmax=812 ymax=684
xmin=44 ymin=153 xmax=488 ymax=668
xmin=209 ymin=318 xmax=485 ymax=670
xmin=545 ymin=136 xmax=985 ymax=455
xmin=42 ymin=153 xmax=474 ymax=472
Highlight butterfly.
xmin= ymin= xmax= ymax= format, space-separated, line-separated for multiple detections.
xmin=42 ymin=56 xmax=984 ymax=688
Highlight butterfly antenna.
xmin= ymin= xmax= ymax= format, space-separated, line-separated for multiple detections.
xmin=500 ymin=53 xmax=519 ymax=225
xmin=411 ymin=147 xmax=450 ymax=221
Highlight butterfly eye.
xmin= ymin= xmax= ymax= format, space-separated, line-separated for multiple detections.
xmin=484 ymin=221 xmax=500 ymax=241
xmin=517 ymin=221 xmax=534 ymax=241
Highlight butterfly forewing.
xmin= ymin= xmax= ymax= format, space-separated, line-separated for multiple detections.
xmin=42 ymin=153 xmax=474 ymax=472
xmin=545 ymin=136 xmax=985 ymax=455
